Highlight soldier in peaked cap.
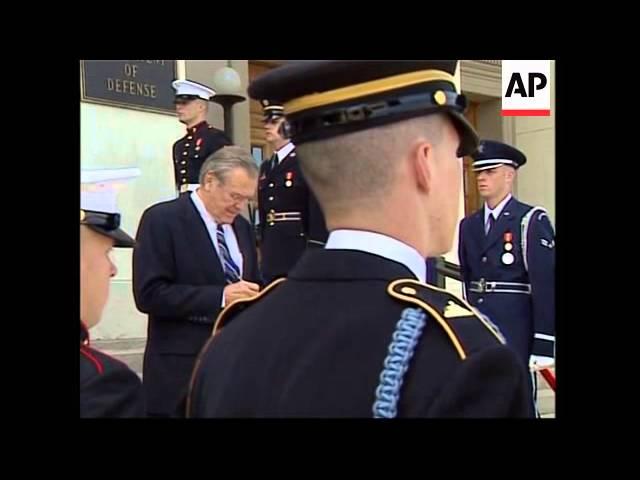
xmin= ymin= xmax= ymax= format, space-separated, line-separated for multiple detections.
xmin=256 ymin=99 xmax=328 ymax=283
xmin=187 ymin=61 xmax=533 ymax=418
xmin=171 ymin=79 xmax=232 ymax=196
xmin=458 ymin=139 xmax=555 ymax=414
xmin=80 ymin=168 xmax=144 ymax=418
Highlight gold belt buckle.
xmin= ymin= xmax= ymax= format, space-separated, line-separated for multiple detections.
xmin=266 ymin=211 xmax=275 ymax=223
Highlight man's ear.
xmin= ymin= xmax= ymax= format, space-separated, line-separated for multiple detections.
xmin=202 ymin=171 xmax=215 ymax=191
xmin=412 ymin=141 xmax=434 ymax=194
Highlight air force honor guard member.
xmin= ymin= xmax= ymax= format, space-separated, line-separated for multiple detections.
xmin=458 ymin=140 xmax=555 ymax=409
xmin=257 ymin=100 xmax=328 ymax=282
xmin=80 ymin=168 xmax=144 ymax=418
xmin=187 ymin=61 xmax=533 ymax=418
xmin=172 ymin=79 xmax=232 ymax=195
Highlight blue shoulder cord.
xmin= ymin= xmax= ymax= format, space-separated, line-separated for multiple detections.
xmin=372 ymin=307 xmax=427 ymax=418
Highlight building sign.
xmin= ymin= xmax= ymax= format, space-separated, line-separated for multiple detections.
xmin=81 ymin=60 xmax=177 ymax=115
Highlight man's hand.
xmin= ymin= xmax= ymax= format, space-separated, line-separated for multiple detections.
xmin=223 ymin=280 xmax=260 ymax=305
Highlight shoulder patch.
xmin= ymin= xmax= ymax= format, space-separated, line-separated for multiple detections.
xmin=387 ymin=279 xmax=506 ymax=360
xmin=540 ymin=238 xmax=555 ymax=249
xmin=212 ymin=278 xmax=287 ymax=336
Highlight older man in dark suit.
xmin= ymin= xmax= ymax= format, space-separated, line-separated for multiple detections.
xmin=133 ymin=146 xmax=260 ymax=417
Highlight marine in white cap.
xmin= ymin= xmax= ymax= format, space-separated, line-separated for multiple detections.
xmin=80 ymin=167 xmax=144 ymax=418
xmin=171 ymin=79 xmax=232 ymax=195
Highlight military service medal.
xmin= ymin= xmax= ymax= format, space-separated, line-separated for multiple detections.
xmin=502 ymin=252 xmax=515 ymax=265
xmin=504 ymin=231 xmax=513 ymax=252
xmin=502 ymin=232 xmax=514 ymax=264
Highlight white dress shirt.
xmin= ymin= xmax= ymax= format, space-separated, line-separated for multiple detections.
xmin=275 ymin=142 xmax=295 ymax=164
xmin=484 ymin=193 xmax=513 ymax=230
xmin=191 ymin=190 xmax=244 ymax=306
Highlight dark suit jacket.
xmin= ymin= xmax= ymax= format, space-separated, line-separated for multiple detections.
xmin=133 ymin=193 xmax=259 ymax=416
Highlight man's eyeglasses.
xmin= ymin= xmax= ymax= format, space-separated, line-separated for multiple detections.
xmin=218 ymin=184 xmax=253 ymax=204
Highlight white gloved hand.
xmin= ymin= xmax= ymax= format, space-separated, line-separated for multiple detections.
xmin=529 ymin=355 xmax=554 ymax=370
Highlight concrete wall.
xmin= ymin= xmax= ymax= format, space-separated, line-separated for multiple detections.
xmin=81 ymin=101 xmax=184 ymax=339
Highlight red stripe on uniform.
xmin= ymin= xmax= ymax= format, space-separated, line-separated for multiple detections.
xmin=501 ymin=109 xmax=551 ymax=116
xmin=80 ymin=347 xmax=104 ymax=375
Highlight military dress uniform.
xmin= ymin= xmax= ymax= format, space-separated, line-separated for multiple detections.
xmin=186 ymin=61 xmax=533 ymax=418
xmin=171 ymin=80 xmax=232 ymax=195
xmin=80 ymin=168 xmax=144 ymax=418
xmin=458 ymin=140 xmax=555 ymax=409
xmin=257 ymin=101 xmax=328 ymax=283
xmin=80 ymin=322 xmax=144 ymax=418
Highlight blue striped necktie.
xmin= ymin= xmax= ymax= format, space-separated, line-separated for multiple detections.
xmin=216 ymin=224 xmax=241 ymax=284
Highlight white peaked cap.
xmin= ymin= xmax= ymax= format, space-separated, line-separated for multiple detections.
xmin=81 ymin=167 xmax=141 ymax=214
xmin=172 ymin=79 xmax=216 ymax=100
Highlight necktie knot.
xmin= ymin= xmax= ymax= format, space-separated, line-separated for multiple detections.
xmin=486 ymin=214 xmax=496 ymax=235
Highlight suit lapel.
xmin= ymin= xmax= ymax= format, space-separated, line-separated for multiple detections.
xmin=179 ymin=194 xmax=225 ymax=281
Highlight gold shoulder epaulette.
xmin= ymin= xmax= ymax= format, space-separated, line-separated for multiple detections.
xmin=387 ymin=279 xmax=505 ymax=360
xmin=212 ymin=278 xmax=287 ymax=336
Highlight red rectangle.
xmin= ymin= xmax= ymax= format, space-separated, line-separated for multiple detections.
xmin=501 ymin=109 xmax=551 ymax=117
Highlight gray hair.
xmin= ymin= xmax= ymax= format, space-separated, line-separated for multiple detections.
xmin=199 ymin=145 xmax=259 ymax=185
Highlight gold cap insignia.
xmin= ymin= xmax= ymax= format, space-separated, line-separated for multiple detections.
xmin=433 ymin=90 xmax=447 ymax=106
